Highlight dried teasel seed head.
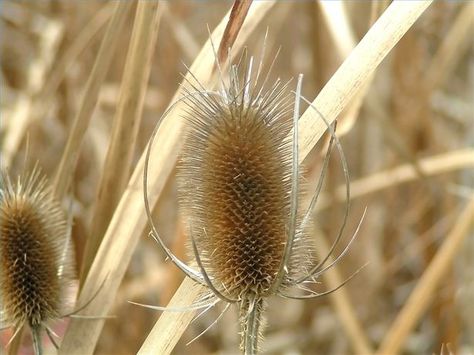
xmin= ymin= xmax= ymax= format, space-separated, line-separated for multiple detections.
xmin=0 ymin=167 xmax=74 ymax=352
xmin=177 ymin=50 xmax=314 ymax=353
xmin=180 ymin=89 xmax=293 ymax=294
xmin=145 ymin=41 xmax=354 ymax=355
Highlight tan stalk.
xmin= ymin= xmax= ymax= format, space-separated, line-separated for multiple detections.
xmin=161 ymin=2 xmax=200 ymax=61
xmin=317 ymin=0 xmax=372 ymax=140
xmin=58 ymin=3 xmax=275 ymax=354
xmin=81 ymin=1 xmax=163 ymax=284
xmin=293 ymin=31 xmax=373 ymax=344
xmin=1 ymin=4 xmax=113 ymax=188
xmin=137 ymin=279 xmax=207 ymax=355
xmin=377 ymin=196 xmax=474 ymax=355
xmin=317 ymin=0 xmax=360 ymax=139
xmin=317 ymin=149 xmax=474 ymax=209
xmin=52 ymin=1 xmax=132 ymax=200
xmin=318 ymin=1 xmax=355 ymax=58
xmin=138 ymin=1 xmax=433 ymax=353
xmin=298 ymin=1 xmax=433 ymax=163
xmin=35 ymin=3 xmax=115 ymax=125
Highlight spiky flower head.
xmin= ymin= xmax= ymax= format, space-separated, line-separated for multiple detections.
xmin=176 ymin=48 xmax=315 ymax=353
xmin=145 ymin=45 xmax=354 ymax=355
xmin=0 ymin=167 xmax=74 ymax=352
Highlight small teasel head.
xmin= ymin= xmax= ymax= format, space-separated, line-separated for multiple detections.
xmin=0 ymin=166 xmax=74 ymax=354
xmin=144 ymin=39 xmax=358 ymax=355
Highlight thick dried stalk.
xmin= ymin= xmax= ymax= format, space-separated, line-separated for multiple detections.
xmin=299 ymin=9 xmax=374 ymax=341
xmin=82 ymin=1 xmax=163 ymax=284
xmin=138 ymin=1 xmax=433 ymax=353
xmin=377 ymin=196 xmax=474 ymax=355
xmin=318 ymin=1 xmax=355 ymax=58
xmin=58 ymin=3 xmax=275 ymax=354
xmin=137 ymin=278 xmax=207 ymax=355
xmin=52 ymin=1 xmax=132 ymax=200
xmin=298 ymin=1 xmax=433 ymax=162
xmin=317 ymin=0 xmax=362 ymax=138
xmin=317 ymin=0 xmax=373 ymax=143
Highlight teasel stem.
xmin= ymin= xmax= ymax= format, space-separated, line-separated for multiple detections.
xmin=31 ymin=326 xmax=43 ymax=355
xmin=239 ymin=294 xmax=265 ymax=355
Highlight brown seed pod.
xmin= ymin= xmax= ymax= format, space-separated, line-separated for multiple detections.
xmin=144 ymin=41 xmax=359 ymax=355
xmin=0 ymin=166 xmax=74 ymax=354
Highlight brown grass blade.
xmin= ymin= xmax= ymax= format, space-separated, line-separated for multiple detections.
xmin=138 ymin=1 xmax=433 ymax=353
xmin=377 ymin=195 xmax=474 ymax=355
xmin=81 ymin=1 xmax=163 ymax=284
xmin=217 ymin=0 xmax=252 ymax=66
xmin=52 ymin=1 xmax=132 ymax=200
xmin=58 ymin=3 xmax=275 ymax=355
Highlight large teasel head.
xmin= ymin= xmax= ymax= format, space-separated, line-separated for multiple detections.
xmin=0 ymin=166 xmax=74 ymax=354
xmin=144 ymin=42 xmax=358 ymax=355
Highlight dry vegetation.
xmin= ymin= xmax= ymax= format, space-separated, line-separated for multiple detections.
xmin=1 ymin=1 xmax=473 ymax=354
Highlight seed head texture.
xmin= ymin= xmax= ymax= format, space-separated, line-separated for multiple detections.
xmin=0 ymin=169 xmax=72 ymax=331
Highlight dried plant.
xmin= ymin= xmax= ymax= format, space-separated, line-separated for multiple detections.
xmin=0 ymin=167 xmax=74 ymax=354
xmin=143 ymin=41 xmax=360 ymax=354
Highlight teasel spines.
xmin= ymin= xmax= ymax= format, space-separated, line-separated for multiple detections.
xmin=176 ymin=49 xmax=314 ymax=354
xmin=144 ymin=44 xmax=355 ymax=355
xmin=0 ymin=166 xmax=74 ymax=353
xmin=179 ymin=86 xmax=295 ymax=297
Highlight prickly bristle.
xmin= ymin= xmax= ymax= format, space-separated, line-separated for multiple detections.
xmin=0 ymin=169 xmax=73 ymax=329
xmin=179 ymin=60 xmax=297 ymax=298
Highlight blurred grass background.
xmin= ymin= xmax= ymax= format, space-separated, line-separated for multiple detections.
xmin=0 ymin=1 xmax=473 ymax=354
